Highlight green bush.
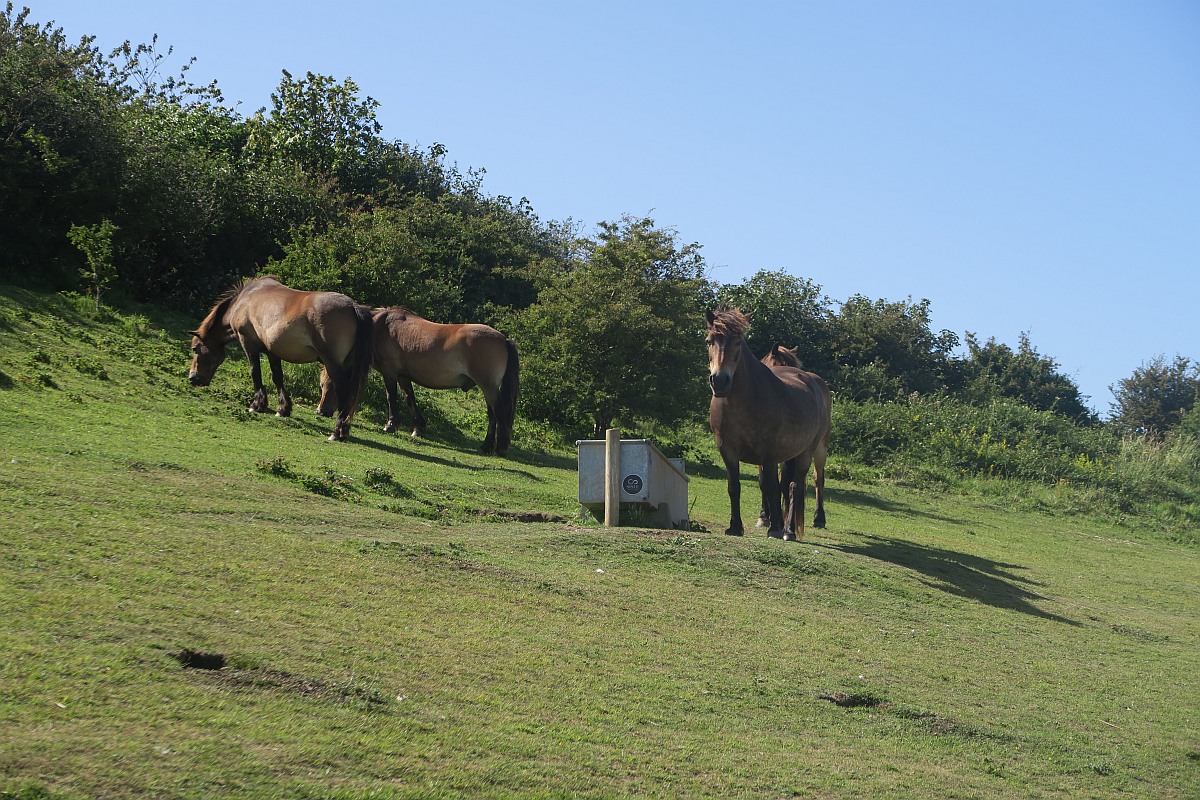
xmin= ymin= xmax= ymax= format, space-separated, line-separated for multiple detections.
xmin=832 ymin=395 xmax=1117 ymax=485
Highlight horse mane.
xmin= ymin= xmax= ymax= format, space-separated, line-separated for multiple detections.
xmin=196 ymin=276 xmax=274 ymax=337
xmin=708 ymin=304 xmax=751 ymax=338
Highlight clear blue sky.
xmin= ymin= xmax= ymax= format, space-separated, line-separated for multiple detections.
xmin=31 ymin=1 xmax=1200 ymax=416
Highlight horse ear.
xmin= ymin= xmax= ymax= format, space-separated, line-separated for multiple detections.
xmin=704 ymin=310 xmax=716 ymax=325
xmin=188 ymin=330 xmax=201 ymax=338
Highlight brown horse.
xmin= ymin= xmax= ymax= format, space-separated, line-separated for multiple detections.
xmin=762 ymin=343 xmax=801 ymax=369
xmin=319 ymin=307 xmax=520 ymax=456
xmin=706 ymin=307 xmax=831 ymax=540
xmin=755 ymin=342 xmax=805 ymax=528
xmin=188 ymin=276 xmax=374 ymax=442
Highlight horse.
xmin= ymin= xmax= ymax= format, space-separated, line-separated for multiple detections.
xmin=762 ymin=343 xmax=801 ymax=369
xmin=188 ymin=276 xmax=374 ymax=442
xmin=318 ymin=306 xmax=520 ymax=456
xmin=705 ymin=307 xmax=831 ymax=540
xmin=755 ymin=342 xmax=806 ymax=527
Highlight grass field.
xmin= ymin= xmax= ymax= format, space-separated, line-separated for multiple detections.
xmin=1 ymin=286 xmax=1197 ymax=799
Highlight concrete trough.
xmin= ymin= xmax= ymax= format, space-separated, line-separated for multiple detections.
xmin=576 ymin=438 xmax=689 ymax=530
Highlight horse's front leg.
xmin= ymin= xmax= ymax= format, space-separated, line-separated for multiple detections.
xmin=399 ymin=378 xmax=425 ymax=438
xmin=246 ymin=350 xmax=268 ymax=413
xmin=266 ymin=354 xmax=291 ymax=417
xmin=381 ymin=377 xmax=402 ymax=433
xmin=721 ymin=452 xmax=744 ymax=536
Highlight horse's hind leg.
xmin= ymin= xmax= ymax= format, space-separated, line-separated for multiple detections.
xmin=812 ymin=439 xmax=828 ymax=529
xmin=324 ymin=362 xmax=353 ymax=441
xmin=480 ymin=385 xmax=499 ymax=455
xmin=267 ymin=354 xmax=291 ymax=417
xmin=755 ymin=465 xmax=771 ymax=528
xmin=316 ymin=366 xmax=337 ymax=417
xmin=781 ymin=455 xmax=807 ymax=542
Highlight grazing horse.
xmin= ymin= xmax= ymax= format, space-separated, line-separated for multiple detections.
xmin=706 ymin=307 xmax=831 ymax=540
xmin=188 ymin=276 xmax=373 ymax=442
xmin=319 ymin=307 xmax=520 ymax=456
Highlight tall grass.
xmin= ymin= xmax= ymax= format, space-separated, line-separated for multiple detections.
xmin=831 ymin=394 xmax=1200 ymax=537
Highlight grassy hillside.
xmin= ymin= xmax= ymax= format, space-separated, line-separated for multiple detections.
xmin=1 ymin=286 xmax=1197 ymax=799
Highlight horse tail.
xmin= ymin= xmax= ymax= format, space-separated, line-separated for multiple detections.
xmin=496 ymin=338 xmax=520 ymax=455
xmin=345 ymin=304 xmax=375 ymax=420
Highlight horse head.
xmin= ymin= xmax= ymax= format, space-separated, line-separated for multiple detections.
xmin=763 ymin=343 xmax=802 ymax=369
xmin=705 ymin=307 xmax=752 ymax=398
xmin=188 ymin=329 xmax=228 ymax=386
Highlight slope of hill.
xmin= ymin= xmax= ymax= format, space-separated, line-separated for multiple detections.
xmin=1 ymin=286 xmax=1197 ymax=799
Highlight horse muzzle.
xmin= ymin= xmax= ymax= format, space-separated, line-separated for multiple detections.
xmin=188 ymin=371 xmax=210 ymax=387
xmin=709 ymin=371 xmax=733 ymax=398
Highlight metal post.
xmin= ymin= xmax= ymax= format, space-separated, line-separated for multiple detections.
xmin=604 ymin=427 xmax=621 ymax=527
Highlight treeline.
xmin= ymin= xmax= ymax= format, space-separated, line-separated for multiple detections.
xmin=4 ymin=5 xmax=1199 ymax=451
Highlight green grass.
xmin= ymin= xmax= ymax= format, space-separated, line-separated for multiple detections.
xmin=1 ymin=285 xmax=1198 ymax=799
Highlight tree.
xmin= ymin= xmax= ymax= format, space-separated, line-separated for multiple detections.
xmin=67 ymin=218 xmax=118 ymax=311
xmin=248 ymin=70 xmax=382 ymax=196
xmin=1110 ymin=355 xmax=1200 ymax=436
xmin=957 ymin=332 xmax=1095 ymax=424
xmin=717 ymin=269 xmax=834 ymax=376
xmin=503 ymin=215 xmax=714 ymax=436
xmin=829 ymin=295 xmax=959 ymax=400
xmin=0 ymin=4 xmax=127 ymax=284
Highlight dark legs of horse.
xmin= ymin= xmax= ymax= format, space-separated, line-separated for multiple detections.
xmin=779 ymin=456 xmax=807 ymax=541
xmin=246 ymin=350 xmax=292 ymax=416
xmin=493 ymin=344 xmax=518 ymax=457
xmin=480 ymin=385 xmax=503 ymax=455
xmin=382 ymin=377 xmax=426 ymax=437
xmin=812 ymin=437 xmax=828 ymax=529
xmin=758 ymin=458 xmax=788 ymax=537
xmin=246 ymin=351 xmax=269 ymax=413
xmin=323 ymin=362 xmax=354 ymax=441
xmin=267 ymin=354 xmax=292 ymax=417
xmin=316 ymin=367 xmax=337 ymax=417
xmin=721 ymin=452 xmax=745 ymax=535
xmin=756 ymin=464 xmax=784 ymax=528
xmin=481 ymin=401 xmax=498 ymax=455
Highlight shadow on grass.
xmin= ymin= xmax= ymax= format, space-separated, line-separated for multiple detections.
xmin=829 ymin=533 xmax=1081 ymax=626
xmin=834 ymin=487 xmax=968 ymax=526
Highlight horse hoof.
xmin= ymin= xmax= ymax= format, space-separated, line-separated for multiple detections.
xmin=724 ymin=528 xmax=744 ymax=536
xmin=755 ymin=518 xmax=767 ymax=528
